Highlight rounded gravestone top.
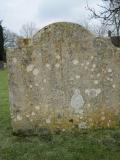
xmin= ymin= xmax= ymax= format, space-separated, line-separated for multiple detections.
xmin=33 ymin=22 xmax=94 ymax=45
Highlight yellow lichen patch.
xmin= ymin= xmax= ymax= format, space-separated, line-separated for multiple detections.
xmin=33 ymin=107 xmax=87 ymax=130
xmin=85 ymin=106 xmax=119 ymax=128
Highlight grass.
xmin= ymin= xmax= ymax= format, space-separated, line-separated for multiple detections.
xmin=0 ymin=69 xmax=120 ymax=160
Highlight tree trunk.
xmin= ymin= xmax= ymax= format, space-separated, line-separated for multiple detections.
xmin=0 ymin=23 xmax=4 ymax=61
xmin=116 ymin=27 xmax=119 ymax=36
xmin=0 ymin=61 xmax=4 ymax=69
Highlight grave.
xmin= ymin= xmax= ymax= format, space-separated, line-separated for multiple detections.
xmin=7 ymin=22 xmax=120 ymax=134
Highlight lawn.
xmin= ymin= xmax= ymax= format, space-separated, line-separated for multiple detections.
xmin=0 ymin=69 xmax=120 ymax=160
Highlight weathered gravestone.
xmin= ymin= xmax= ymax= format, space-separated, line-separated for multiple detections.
xmin=7 ymin=22 xmax=120 ymax=134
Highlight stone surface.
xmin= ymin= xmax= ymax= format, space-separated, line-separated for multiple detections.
xmin=7 ymin=22 xmax=120 ymax=134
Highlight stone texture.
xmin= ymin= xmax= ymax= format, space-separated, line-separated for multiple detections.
xmin=7 ymin=22 xmax=120 ymax=134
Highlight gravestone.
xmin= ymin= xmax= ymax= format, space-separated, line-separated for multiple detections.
xmin=7 ymin=22 xmax=120 ymax=134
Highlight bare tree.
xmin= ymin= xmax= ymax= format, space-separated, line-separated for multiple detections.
xmin=82 ymin=19 xmax=108 ymax=37
xmin=4 ymin=29 xmax=18 ymax=48
xmin=91 ymin=22 xmax=108 ymax=37
xmin=20 ymin=22 xmax=37 ymax=38
xmin=87 ymin=0 xmax=120 ymax=36
xmin=82 ymin=20 xmax=91 ymax=30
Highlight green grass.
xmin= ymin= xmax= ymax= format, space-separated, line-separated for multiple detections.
xmin=0 ymin=69 xmax=120 ymax=160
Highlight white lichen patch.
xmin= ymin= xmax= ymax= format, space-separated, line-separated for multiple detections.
xmin=69 ymin=77 xmax=74 ymax=81
xmin=46 ymin=63 xmax=51 ymax=69
xmin=31 ymin=112 xmax=36 ymax=116
xmin=26 ymin=64 xmax=34 ymax=72
xmin=43 ymin=79 xmax=47 ymax=83
xmin=108 ymin=68 xmax=112 ymax=73
xmin=101 ymin=111 xmax=105 ymax=115
xmin=46 ymin=118 xmax=51 ymax=124
xmin=75 ymin=75 xmax=80 ymax=79
xmin=90 ymin=75 xmax=94 ymax=78
xmin=26 ymin=115 xmax=30 ymax=118
xmin=112 ymin=84 xmax=116 ymax=88
xmin=106 ymin=77 xmax=111 ymax=81
xmin=56 ymin=55 xmax=60 ymax=60
xmin=16 ymin=115 xmax=22 ymax=121
xmin=35 ymin=106 xmax=40 ymax=110
xmin=101 ymin=116 xmax=105 ymax=121
xmin=81 ymin=63 xmax=84 ymax=66
xmin=29 ymin=85 xmax=33 ymax=88
xmin=72 ymin=59 xmax=79 ymax=65
xmin=86 ymin=61 xmax=90 ymax=65
xmin=85 ymin=89 xmax=89 ymax=94
xmin=92 ymin=64 xmax=96 ymax=68
xmin=39 ymin=53 xmax=42 ymax=56
xmin=71 ymin=89 xmax=84 ymax=113
xmin=107 ymin=123 xmax=110 ymax=127
xmin=91 ymin=68 xmax=94 ymax=72
xmin=85 ymin=88 xmax=101 ymax=97
xmin=55 ymin=63 xmax=60 ymax=68
xmin=62 ymin=129 xmax=66 ymax=132
xmin=78 ymin=113 xmax=83 ymax=119
xmin=95 ymin=88 xmax=101 ymax=94
xmin=84 ymin=66 xmax=88 ymax=70
xmin=33 ymin=68 xmax=39 ymax=76
xmin=13 ymin=58 xmax=17 ymax=64
xmin=94 ymin=80 xmax=99 ymax=85
xmin=78 ymin=109 xmax=84 ymax=115
xmin=110 ymin=78 xmax=113 ymax=82
xmin=35 ymin=83 xmax=39 ymax=87
xmin=91 ymin=56 xmax=94 ymax=60
xmin=97 ymin=73 xmax=100 ymax=77
xmin=87 ymin=104 xmax=91 ymax=108
xmin=78 ymin=122 xmax=88 ymax=129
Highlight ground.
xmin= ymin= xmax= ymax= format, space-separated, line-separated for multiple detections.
xmin=0 ymin=70 xmax=120 ymax=160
